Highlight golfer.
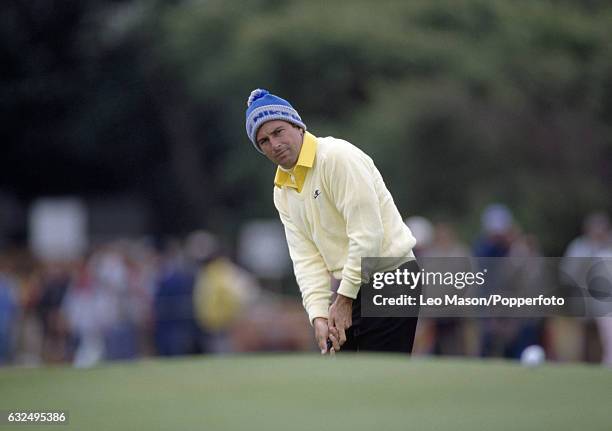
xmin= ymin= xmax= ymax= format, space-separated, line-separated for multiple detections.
xmin=245 ymin=89 xmax=419 ymax=354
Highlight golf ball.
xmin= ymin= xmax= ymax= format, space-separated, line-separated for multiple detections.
xmin=520 ymin=345 xmax=545 ymax=367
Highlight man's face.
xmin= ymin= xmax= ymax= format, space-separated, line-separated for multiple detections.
xmin=256 ymin=120 xmax=304 ymax=169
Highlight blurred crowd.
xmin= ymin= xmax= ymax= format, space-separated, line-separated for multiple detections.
xmin=0 ymin=206 xmax=611 ymax=367
xmin=0 ymin=231 xmax=312 ymax=368
xmin=407 ymin=206 xmax=612 ymax=366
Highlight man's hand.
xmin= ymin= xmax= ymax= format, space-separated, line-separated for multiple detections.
xmin=313 ymin=317 xmax=332 ymax=354
xmin=328 ymin=294 xmax=353 ymax=349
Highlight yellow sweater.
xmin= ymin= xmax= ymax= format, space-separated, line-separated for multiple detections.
xmin=273 ymin=132 xmax=416 ymax=323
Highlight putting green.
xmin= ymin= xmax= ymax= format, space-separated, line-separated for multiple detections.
xmin=0 ymin=355 xmax=610 ymax=431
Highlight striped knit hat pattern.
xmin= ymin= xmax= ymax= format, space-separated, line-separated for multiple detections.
xmin=245 ymin=89 xmax=307 ymax=153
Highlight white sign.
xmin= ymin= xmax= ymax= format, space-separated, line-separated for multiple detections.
xmin=29 ymin=198 xmax=88 ymax=261
xmin=238 ymin=220 xmax=290 ymax=278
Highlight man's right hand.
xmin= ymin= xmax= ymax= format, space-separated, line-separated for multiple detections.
xmin=313 ymin=317 xmax=340 ymax=354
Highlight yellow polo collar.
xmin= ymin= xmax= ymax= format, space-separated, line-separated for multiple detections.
xmin=273 ymin=132 xmax=317 ymax=193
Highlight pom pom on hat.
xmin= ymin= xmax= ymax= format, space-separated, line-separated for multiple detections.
xmin=245 ymin=88 xmax=307 ymax=153
xmin=247 ymin=89 xmax=270 ymax=107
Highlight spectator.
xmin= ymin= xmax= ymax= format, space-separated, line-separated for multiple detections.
xmin=62 ymin=259 xmax=113 ymax=368
xmin=427 ymin=222 xmax=475 ymax=356
xmin=0 ymin=270 xmax=17 ymax=364
xmin=560 ymin=212 xmax=612 ymax=365
xmin=473 ymin=204 xmax=521 ymax=358
xmin=152 ymin=239 xmax=199 ymax=356
xmin=37 ymin=263 xmax=71 ymax=363
xmin=188 ymin=231 xmax=260 ymax=353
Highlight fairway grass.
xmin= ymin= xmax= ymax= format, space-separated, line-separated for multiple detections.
xmin=0 ymin=354 xmax=610 ymax=431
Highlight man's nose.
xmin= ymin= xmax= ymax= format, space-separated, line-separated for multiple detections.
xmin=270 ymin=136 xmax=283 ymax=149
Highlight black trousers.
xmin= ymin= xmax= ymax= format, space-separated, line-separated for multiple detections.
xmin=341 ymin=260 xmax=420 ymax=353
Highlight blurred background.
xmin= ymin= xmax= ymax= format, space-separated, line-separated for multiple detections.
xmin=1 ymin=0 xmax=611 ymax=367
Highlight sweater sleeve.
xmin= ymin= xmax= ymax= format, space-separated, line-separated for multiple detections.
xmin=323 ymin=146 xmax=384 ymax=299
xmin=274 ymin=189 xmax=331 ymax=324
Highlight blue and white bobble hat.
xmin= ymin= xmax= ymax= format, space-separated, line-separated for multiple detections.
xmin=245 ymin=89 xmax=307 ymax=153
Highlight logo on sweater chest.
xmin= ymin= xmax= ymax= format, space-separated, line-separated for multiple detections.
xmin=313 ymin=189 xmax=321 ymax=199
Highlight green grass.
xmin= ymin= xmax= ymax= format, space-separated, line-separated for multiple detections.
xmin=0 ymin=354 xmax=610 ymax=431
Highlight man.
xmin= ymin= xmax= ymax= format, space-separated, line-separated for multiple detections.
xmin=561 ymin=212 xmax=612 ymax=366
xmin=245 ymin=88 xmax=419 ymax=354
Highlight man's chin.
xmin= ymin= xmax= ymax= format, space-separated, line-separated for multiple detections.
xmin=278 ymin=156 xmax=296 ymax=169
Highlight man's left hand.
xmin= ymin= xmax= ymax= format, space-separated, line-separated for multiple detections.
xmin=328 ymin=294 xmax=353 ymax=348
